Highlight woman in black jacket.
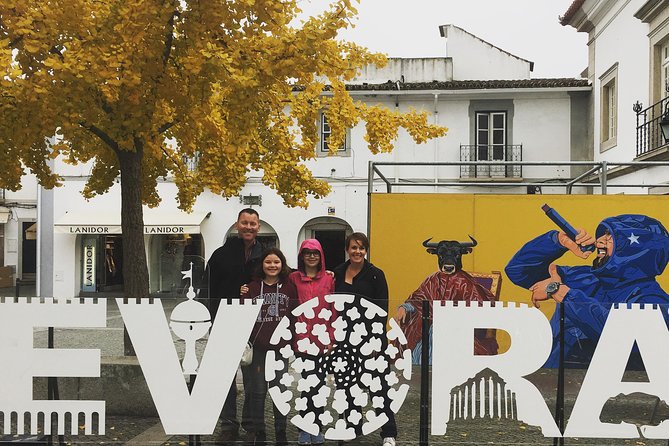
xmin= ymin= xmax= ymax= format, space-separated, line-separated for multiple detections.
xmin=333 ymin=232 xmax=397 ymax=446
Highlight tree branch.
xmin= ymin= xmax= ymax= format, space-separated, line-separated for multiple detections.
xmin=49 ymin=45 xmax=64 ymax=61
xmin=162 ymin=9 xmax=178 ymax=67
xmin=158 ymin=120 xmax=178 ymax=134
xmin=161 ymin=145 xmax=188 ymax=178
xmin=79 ymin=122 xmax=120 ymax=154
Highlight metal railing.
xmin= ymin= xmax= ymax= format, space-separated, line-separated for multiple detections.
xmin=367 ymin=160 xmax=669 ymax=196
xmin=635 ymin=96 xmax=669 ymax=157
xmin=460 ymin=144 xmax=523 ymax=178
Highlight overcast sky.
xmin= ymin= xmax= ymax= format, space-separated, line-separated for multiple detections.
xmin=296 ymin=0 xmax=587 ymax=79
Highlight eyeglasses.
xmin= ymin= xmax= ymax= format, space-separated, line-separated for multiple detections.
xmin=302 ymin=251 xmax=321 ymax=258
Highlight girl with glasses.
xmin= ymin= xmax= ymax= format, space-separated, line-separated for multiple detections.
xmin=289 ymin=239 xmax=336 ymax=445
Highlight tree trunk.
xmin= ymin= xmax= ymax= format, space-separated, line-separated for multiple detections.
xmin=117 ymin=144 xmax=149 ymax=355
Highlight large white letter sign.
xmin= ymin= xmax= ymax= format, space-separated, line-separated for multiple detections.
xmin=118 ymin=298 xmax=260 ymax=434
xmin=0 ymin=297 xmax=106 ymax=435
xmin=432 ymin=301 xmax=559 ymax=437
xmin=565 ymin=304 xmax=669 ymax=439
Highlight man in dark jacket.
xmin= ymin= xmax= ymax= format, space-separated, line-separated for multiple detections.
xmin=505 ymin=214 xmax=669 ymax=368
xmin=203 ymin=208 xmax=263 ymax=441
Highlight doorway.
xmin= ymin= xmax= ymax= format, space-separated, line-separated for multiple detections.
xmin=314 ymin=230 xmax=346 ymax=271
xmin=21 ymin=221 xmax=36 ymax=282
xmin=299 ymin=216 xmax=353 ymax=271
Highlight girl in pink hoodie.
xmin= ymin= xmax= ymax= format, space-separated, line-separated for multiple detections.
xmin=289 ymin=239 xmax=335 ymax=445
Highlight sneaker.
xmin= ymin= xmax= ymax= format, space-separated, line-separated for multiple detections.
xmin=311 ymin=432 xmax=325 ymax=445
xmin=297 ymin=430 xmax=311 ymax=445
xmin=382 ymin=437 xmax=396 ymax=446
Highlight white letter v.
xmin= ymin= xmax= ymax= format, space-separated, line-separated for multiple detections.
xmin=118 ymin=298 xmax=260 ymax=434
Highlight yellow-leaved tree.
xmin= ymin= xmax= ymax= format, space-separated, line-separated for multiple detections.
xmin=0 ymin=0 xmax=447 ymax=349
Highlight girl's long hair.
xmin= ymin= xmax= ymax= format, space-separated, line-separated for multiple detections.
xmin=256 ymin=247 xmax=292 ymax=280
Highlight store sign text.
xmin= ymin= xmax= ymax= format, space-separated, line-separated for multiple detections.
xmin=83 ymin=244 xmax=95 ymax=288
xmin=65 ymin=226 xmax=189 ymax=234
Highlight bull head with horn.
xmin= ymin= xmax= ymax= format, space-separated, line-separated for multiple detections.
xmin=423 ymin=236 xmax=477 ymax=274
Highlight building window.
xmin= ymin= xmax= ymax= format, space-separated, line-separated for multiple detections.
xmin=80 ymin=235 xmax=124 ymax=294
xmin=662 ymin=42 xmax=669 ymax=98
xmin=463 ymin=100 xmax=519 ymax=178
xmin=476 ymin=112 xmax=507 ymax=161
xmin=474 ymin=111 xmax=508 ymax=177
xmin=318 ymin=113 xmax=351 ymax=157
xmin=182 ymin=151 xmax=200 ymax=172
xmin=149 ymin=234 xmax=204 ymax=296
xmin=602 ymin=80 xmax=616 ymax=141
xmin=600 ymin=63 xmax=618 ymax=151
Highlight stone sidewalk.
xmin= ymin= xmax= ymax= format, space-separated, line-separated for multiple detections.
xmin=3 ymin=366 xmax=669 ymax=445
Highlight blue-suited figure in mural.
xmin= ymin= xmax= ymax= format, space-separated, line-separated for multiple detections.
xmin=505 ymin=214 xmax=669 ymax=368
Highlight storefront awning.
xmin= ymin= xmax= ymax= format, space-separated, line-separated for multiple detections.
xmin=25 ymin=222 xmax=37 ymax=240
xmin=54 ymin=210 xmax=209 ymax=235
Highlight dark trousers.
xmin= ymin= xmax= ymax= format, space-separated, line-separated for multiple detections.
xmin=221 ymin=348 xmax=286 ymax=436
xmin=380 ymin=410 xmax=397 ymax=438
xmin=220 ymin=381 xmax=240 ymax=433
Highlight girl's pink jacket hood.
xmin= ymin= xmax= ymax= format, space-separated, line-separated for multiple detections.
xmin=290 ymin=239 xmax=336 ymax=352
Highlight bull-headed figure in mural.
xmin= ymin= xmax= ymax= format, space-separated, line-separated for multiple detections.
xmin=505 ymin=213 xmax=669 ymax=368
xmin=394 ymin=237 xmax=498 ymax=365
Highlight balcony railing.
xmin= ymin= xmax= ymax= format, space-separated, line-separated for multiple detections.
xmin=460 ymin=144 xmax=522 ymax=179
xmin=635 ymin=96 xmax=669 ymax=157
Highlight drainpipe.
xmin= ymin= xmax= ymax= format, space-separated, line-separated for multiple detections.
xmin=434 ymin=93 xmax=440 ymax=191
xmin=394 ymin=96 xmax=400 ymax=185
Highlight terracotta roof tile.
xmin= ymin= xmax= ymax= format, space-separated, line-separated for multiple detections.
xmin=560 ymin=0 xmax=586 ymax=26
xmin=294 ymin=78 xmax=590 ymax=92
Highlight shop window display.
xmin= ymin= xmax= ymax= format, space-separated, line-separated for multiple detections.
xmin=150 ymin=234 xmax=204 ymax=296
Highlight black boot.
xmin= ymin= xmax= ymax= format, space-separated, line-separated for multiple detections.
xmin=255 ymin=430 xmax=267 ymax=446
xmin=275 ymin=430 xmax=287 ymax=446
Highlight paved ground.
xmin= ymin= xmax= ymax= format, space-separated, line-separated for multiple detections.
xmin=6 ymin=368 xmax=666 ymax=446
xmin=1 ymin=287 xmax=669 ymax=445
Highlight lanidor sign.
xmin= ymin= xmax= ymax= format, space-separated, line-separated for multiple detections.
xmin=61 ymin=225 xmax=193 ymax=234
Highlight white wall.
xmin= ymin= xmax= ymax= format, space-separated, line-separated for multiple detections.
xmin=588 ymin=0 xmax=649 ymax=163
xmin=350 ymin=58 xmax=452 ymax=84
xmin=441 ymin=25 xmax=532 ymax=81
xmin=4 ymin=173 xmax=38 ymax=202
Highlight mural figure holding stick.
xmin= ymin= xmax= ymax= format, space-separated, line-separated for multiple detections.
xmin=505 ymin=205 xmax=669 ymax=367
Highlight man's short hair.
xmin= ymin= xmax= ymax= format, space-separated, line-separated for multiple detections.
xmin=238 ymin=208 xmax=259 ymax=220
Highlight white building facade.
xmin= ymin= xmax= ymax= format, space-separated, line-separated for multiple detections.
xmin=561 ymin=0 xmax=669 ymax=192
xmin=38 ymin=25 xmax=591 ymax=298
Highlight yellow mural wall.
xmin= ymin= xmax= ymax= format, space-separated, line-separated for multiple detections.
xmin=369 ymin=194 xmax=669 ymax=349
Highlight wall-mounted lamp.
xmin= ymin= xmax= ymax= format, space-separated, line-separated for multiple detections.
xmin=660 ymin=106 xmax=669 ymax=143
